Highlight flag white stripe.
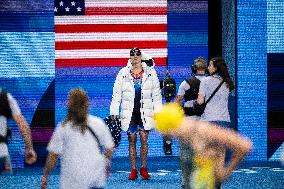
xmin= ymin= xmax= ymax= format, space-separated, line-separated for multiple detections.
xmin=55 ymin=15 xmax=167 ymax=25
xmin=55 ymin=49 xmax=167 ymax=59
xmin=55 ymin=32 xmax=167 ymax=42
xmin=85 ymin=0 xmax=167 ymax=7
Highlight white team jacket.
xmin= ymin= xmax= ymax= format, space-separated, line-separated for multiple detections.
xmin=110 ymin=60 xmax=162 ymax=131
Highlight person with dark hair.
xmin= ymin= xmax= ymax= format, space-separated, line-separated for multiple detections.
xmin=110 ymin=47 xmax=162 ymax=180
xmin=174 ymin=57 xmax=207 ymax=189
xmin=196 ymin=56 xmax=235 ymax=188
xmin=41 ymin=88 xmax=114 ymax=189
xmin=0 ymin=89 xmax=37 ymax=174
xmin=197 ymin=56 xmax=234 ymax=125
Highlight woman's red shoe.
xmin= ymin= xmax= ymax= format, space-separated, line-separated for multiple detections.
xmin=128 ymin=169 xmax=138 ymax=180
xmin=140 ymin=166 xmax=150 ymax=180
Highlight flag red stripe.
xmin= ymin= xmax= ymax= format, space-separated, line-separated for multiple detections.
xmin=55 ymin=40 xmax=167 ymax=50
xmin=55 ymin=57 xmax=167 ymax=67
xmin=55 ymin=24 xmax=167 ymax=33
xmin=86 ymin=7 xmax=167 ymax=15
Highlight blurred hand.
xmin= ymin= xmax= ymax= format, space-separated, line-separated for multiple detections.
xmin=40 ymin=175 xmax=48 ymax=189
xmin=111 ymin=115 xmax=119 ymax=120
xmin=25 ymin=148 xmax=37 ymax=164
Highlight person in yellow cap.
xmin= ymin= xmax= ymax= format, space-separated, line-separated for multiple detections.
xmin=154 ymin=103 xmax=253 ymax=189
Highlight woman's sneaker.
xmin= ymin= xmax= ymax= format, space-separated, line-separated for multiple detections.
xmin=128 ymin=169 xmax=138 ymax=180
xmin=140 ymin=166 xmax=150 ymax=180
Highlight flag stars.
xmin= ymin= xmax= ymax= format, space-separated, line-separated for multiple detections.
xmin=55 ymin=0 xmax=84 ymax=15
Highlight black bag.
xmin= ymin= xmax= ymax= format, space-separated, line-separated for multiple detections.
xmin=0 ymin=90 xmax=13 ymax=143
xmin=191 ymin=101 xmax=206 ymax=116
xmin=104 ymin=116 xmax=122 ymax=148
xmin=184 ymin=76 xmax=201 ymax=102
xmin=0 ymin=90 xmax=12 ymax=119
xmin=184 ymin=80 xmax=224 ymax=116
xmin=183 ymin=77 xmax=201 ymax=116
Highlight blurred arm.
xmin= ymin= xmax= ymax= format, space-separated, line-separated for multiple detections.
xmin=43 ymin=152 xmax=58 ymax=177
xmin=14 ymin=114 xmax=33 ymax=150
xmin=41 ymin=152 xmax=58 ymax=189
xmin=174 ymin=81 xmax=187 ymax=105
xmin=14 ymin=114 xmax=37 ymax=164
xmin=193 ymin=120 xmax=253 ymax=181
xmin=171 ymin=119 xmax=252 ymax=181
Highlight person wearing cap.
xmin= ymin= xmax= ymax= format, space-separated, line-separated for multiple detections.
xmin=154 ymin=103 xmax=252 ymax=189
xmin=174 ymin=57 xmax=207 ymax=189
xmin=110 ymin=47 xmax=162 ymax=180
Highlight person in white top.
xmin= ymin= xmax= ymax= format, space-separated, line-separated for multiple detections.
xmin=110 ymin=48 xmax=162 ymax=180
xmin=197 ymin=56 xmax=234 ymax=124
xmin=41 ymin=88 xmax=115 ymax=189
xmin=174 ymin=57 xmax=207 ymax=189
xmin=196 ymin=56 xmax=235 ymax=188
xmin=0 ymin=89 xmax=37 ymax=173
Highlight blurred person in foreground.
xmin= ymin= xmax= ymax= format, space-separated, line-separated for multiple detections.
xmin=154 ymin=103 xmax=253 ymax=189
xmin=41 ymin=88 xmax=114 ymax=189
xmin=0 ymin=89 xmax=37 ymax=174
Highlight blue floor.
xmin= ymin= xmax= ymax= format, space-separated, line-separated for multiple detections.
xmin=0 ymin=157 xmax=283 ymax=189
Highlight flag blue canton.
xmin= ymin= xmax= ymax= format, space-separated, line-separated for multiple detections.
xmin=54 ymin=0 xmax=85 ymax=16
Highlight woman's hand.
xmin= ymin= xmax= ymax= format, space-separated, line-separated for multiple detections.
xmin=25 ymin=148 xmax=37 ymax=164
xmin=111 ymin=115 xmax=119 ymax=120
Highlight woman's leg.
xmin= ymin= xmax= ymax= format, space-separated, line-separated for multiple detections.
xmin=128 ymin=133 xmax=137 ymax=169
xmin=139 ymin=130 xmax=149 ymax=168
xmin=139 ymin=130 xmax=150 ymax=179
xmin=180 ymin=141 xmax=194 ymax=189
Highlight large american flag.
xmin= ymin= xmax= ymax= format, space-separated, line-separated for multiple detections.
xmin=54 ymin=0 xmax=167 ymax=67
